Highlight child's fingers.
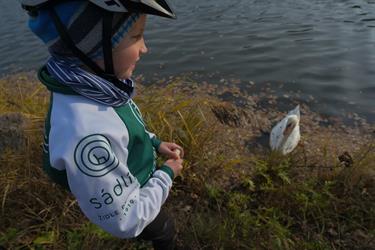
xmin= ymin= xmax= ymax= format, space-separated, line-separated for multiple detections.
xmin=164 ymin=158 xmax=183 ymax=178
xmin=165 ymin=158 xmax=183 ymax=168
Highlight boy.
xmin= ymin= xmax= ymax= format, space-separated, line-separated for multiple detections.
xmin=21 ymin=0 xmax=183 ymax=249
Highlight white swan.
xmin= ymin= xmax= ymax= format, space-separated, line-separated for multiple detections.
xmin=270 ymin=105 xmax=301 ymax=155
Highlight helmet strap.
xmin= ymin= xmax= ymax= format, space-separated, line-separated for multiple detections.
xmin=102 ymin=10 xmax=115 ymax=76
xmin=48 ymin=7 xmax=133 ymax=95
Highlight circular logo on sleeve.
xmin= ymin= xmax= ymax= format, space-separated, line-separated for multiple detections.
xmin=74 ymin=134 xmax=119 ymax=177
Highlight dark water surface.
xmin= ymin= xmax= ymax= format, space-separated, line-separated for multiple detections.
xmin=1 ymin=0 xmax=374 ymax=122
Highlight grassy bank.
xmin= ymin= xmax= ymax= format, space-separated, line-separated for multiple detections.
xmin=0 ymin=73 xmax=374 ymax=250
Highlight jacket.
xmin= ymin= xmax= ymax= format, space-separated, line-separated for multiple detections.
xmin=38 ymin=66 xmax=174 ymax=238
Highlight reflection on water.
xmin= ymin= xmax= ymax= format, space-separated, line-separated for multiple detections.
xmin=1 ymin=0 xmax=374 ymax=122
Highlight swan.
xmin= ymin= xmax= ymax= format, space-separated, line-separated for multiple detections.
xmin=270 ymin=105 xmax=301 ymax=155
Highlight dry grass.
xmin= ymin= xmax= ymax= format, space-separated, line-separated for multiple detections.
xmin=0 ymin=73 xmax=374 ymax=249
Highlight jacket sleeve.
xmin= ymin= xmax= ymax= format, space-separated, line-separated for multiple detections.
xmin=48 ymin=112 xmax=172 ymax=238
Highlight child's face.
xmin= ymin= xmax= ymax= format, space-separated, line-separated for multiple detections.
xmin=112 ymin=15 xmax=148 ymax=80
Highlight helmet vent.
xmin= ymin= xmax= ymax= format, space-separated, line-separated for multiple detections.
xmin=105 ymin=0 xmax=121 ymax=7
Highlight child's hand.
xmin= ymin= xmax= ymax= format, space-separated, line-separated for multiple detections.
xmin=158 ymin=142 xmax=184 ymax=160
xmin=164 ymin=158 xmax=183 ymax=178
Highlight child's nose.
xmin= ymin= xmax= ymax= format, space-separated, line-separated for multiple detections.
xmin=140 ymin=38 xmax=148 ymax=54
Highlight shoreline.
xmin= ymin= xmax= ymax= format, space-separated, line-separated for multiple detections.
xmin=1 ymin=70 xmax=374 ymax=124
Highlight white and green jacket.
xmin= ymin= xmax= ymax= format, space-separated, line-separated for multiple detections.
xmin=38 ymin=66 xmax=174 ymax=238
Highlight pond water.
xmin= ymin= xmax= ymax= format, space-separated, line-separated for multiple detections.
xmin=1 ymin=0 xmax=374 ymax=122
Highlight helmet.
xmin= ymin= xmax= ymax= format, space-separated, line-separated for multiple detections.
xmin=21 ymin=0 xmax=176 ymax=95
xmin=21 ymin=0 xmax=176 ymax=19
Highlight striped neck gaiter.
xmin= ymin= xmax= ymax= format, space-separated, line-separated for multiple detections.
xmin=47 ymin=57 xmax=135 ymax=107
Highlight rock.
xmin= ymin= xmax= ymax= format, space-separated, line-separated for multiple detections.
xmin=338 ymin=151 xmax=354 ymax=167
xmin=211 ymin=104 xmax=243 ymax=127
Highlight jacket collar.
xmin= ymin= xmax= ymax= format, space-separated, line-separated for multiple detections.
xmin=38 ymin=65 xmax=77 ymax=95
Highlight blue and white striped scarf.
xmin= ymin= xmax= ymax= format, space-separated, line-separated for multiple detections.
xmin=47 ymin=57 xmax=134 ymax=107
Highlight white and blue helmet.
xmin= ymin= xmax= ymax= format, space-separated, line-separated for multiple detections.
xmin=21 ymin=0 xmax=176 ymax=18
